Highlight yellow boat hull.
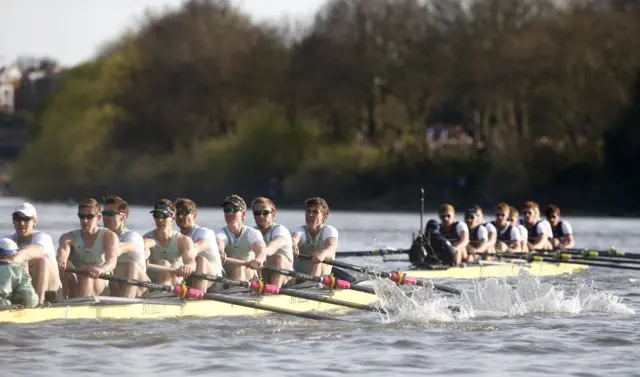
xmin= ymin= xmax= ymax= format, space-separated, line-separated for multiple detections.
xmin=0 ymin=288 xmax=377 ymax=324
xmin=405 ymin=261 xmax=587 ymax=279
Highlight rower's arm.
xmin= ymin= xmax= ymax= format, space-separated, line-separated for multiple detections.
xmin=528 ymin=234 xmax=546 ymax=250
xmin=264 ymin=236 xmax=286 ymax=256
xmin=56 ymin=232 xmax=74 ymax=263
xmin=178 ymin=235 xmax=197 ymax=268
xmin=191 ymin=240 xmax=209 ymax=254
xmin=119 ymin=241 xmax=136 ymax=254
xmin=143 ymin=237 xmax=156 ymax=260
xmin=469 ymin=239 xmax=488 ymax=255
xmin=14 ymin=243 xmax=45 ymax=265
xmin=452 ymin=231 xmax=469 ymax=249
xmin=487 ymin=231 xmax=497 ymax=248
xmin=319 ymin=237 xmax=338 ymax=260
xmin=251 ymin=241 xmax=268 ymax=262
xmin=101 ymin=230 xmax=119 ymax=273
xmin=561 ymin=234 xmax=575 ymax=249
xmin=506 ymin=240 xmax=521 ymax=253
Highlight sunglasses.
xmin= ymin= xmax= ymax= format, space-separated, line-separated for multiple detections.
xmin=253 ymin=210 xmax=272 ymax=216
xmin=464 ymin=215 xmax=475 ymax=219
xmin=176 ymin=209 xmax=193 ymax=216
xmin=78 ymin=213 xmax=97 ymax=219
xmin=439 ymin=214 xmax=451 ymax=219
xmin=496 ymin=213 xmax=506 ymax=217
xmin=12 ymin=215 xmax=33 ymax=222
xmin=101 ymin=210 xmax=120 ymax=217
xmin=223 ymin=207 xmax=241 ymax=213
xmin=547 ymin=215 xmax=558 ymax=219
xmin=523 ymin=211 xmax=533 ymax=215
xmin=152 ymin=212 xmax=171 ymax=219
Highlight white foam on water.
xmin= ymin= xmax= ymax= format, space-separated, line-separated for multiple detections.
xmin=370 ymin=269 xmax=635 ymax=324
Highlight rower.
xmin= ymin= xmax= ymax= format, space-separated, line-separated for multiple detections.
xmin=3 ymin=203 xmax=60 ymax=304
xmin=0 ymin=238 xmax=38 ymax=308
xmin=491 ymin=203 xmax=520 ymax=252
xmin=437 ymin=204 xmax=469 ymax=265
xmin=472 ymin=205 xmax=497 ymax=252
xmin=215 ymin=195 xmax=266 ymax=281
xmin=409 ymin=219 xmax=455 ymax=267
xmin=535 ymin=204 xmax=554 ymax=246
xmin=102 ymin=196 xmax=149 ymax=298
xmin=291 ymin=197 xmax=338 ymax=276
xmin=522 ymin=201 xmax=551 ymax=251
xmin=175 ymin=198 xmax=223 ymax=292
xmin=251 ymin=197 xmax=293 ymax=287
xmin=463 ymin=208 xmax=489 ymax=261
xmin=544 ymin=204 xmax=575 ymax=249
xmin=509 ymin=207 xmax=528 ymax=252
xmin=144 ymin=199 xmax=196 ymax=285
xmin=56 ymin=199 xmax=119 ymax=298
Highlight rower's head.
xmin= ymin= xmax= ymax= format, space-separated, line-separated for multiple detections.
xmin=305 ymin=197 xmax=329 ymax=228
xmin=509 ymin=207 xmax=520 ymax=226
xmin=0 ymin=238 xmax=19 ymax=261
xmin=77 ymin=198 xmax=101 ymax=231
xmin=464 ymin=208 xmax=478 ymax=228
xmin=102 ymin=196 xmax=129 ymax=232
xmin=522 ymin=201 xmax=538 ymax=224
xmin=425 ymin=219 xmax=439 ymax=233
xmin=175 ymin=198 xmax=198 ymax=229
xmin=150 ymin=199 xmax=176 ymax=228
xmin=222 ymin=195 xmax=246 ymax=225
xmin=438 ymin=204 xmax=455 ymax=226
xmin=251 ymin=196 xmax=276 ymax=230
xmin=544 ymin=204 xmax=561 ymax=226
xmin=12 ymin=203 xmax=38 ymax=237
xmin=471 ymin=205 xmax=484 ymax=222
xmin=494 ymin=202 xmax=510 ymax=227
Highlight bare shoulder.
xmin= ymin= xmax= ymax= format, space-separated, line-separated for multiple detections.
xmin=58 ymin=231 xmax=75 ymax=244
xmin=178 ymin=234 xmax=194 ymax=246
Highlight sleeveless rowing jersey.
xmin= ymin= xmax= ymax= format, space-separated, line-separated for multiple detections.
xmin=292 ymin=225 xmax=338 ymax=274
xmin=524 ymin=220 xmax=546 ymax=243
xmin=551 ymin=220 xmax=573 ymax=240
xmin=116 ymin=227 xmax=146 ymax=271
xmin=144 ymin=230 xmax=183 ymax=269
xmin=439 ymin=222 xmax=468 ymax=243
xmin=491 ymin=221 xmax=519 ymax=243
xmin=216 ymin=225 xmax=264 ymax=261
xmin=70 ymin=228 xmax=107 ymax=267
xmin=468 ymin=225 xmax=488 ymax=247
xmin=183 ymin=225 xmax=223 ymax=276
xmin=256 ymin=223 xmax=293 ymax=263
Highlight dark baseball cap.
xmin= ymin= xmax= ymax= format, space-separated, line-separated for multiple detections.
xmin=221 ymin=195 xmax=246 ymax=211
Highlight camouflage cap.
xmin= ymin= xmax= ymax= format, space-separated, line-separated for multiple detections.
xmin=221 ymin=195 xmax=246 ymax=211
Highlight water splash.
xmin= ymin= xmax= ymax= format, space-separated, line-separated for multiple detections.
xmin=370 ymin=269 xmax=634 ymax=324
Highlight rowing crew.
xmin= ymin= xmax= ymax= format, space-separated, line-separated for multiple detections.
xmin=0 ymin=195 xmax=338 ymax=308
xmin=410 ymin=201 xmax=575 ymax=267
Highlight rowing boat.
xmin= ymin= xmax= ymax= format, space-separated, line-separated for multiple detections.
xmin=406 ymin=260 xmax=587 ymax=279
xmin=0 ymin=285 xmax=377 ymax=324
xmin=0 ymin=260 xmax=585 ymax=324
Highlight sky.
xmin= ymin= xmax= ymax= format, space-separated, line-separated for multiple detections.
xmin=0 ymin=0 xmax=327 ymax=68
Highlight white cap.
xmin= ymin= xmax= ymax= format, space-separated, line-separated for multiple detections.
xmin=13 ymin=203 xmax=37 ymax=218
xmin=0 ymin=238 xmax=19 ymax=256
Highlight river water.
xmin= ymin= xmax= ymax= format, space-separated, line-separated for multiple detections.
xmin=0 ymin=197 xmax=638 ymax=376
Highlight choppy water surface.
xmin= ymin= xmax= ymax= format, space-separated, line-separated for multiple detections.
xmin=0 ymin=197 xmax=638 ymax=376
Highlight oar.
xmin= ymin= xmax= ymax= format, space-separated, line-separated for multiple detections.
xmin=262 ymin=265 xmax=376 ymax=295
xmin=537 ymin=252 xmax=640 ymax=265
xmin=148 ymin=264 xmax=383 ymax=313
xmin=298 ymin=254 xmax=462 ymax=295
xmin=336 ymin=248 xmax=409 ymax=258
xmin=536 ymin=248 xmax=640 ymax=260
xmin=65 ymin=268 xmax=338 ymax=321
xmin=494 ymin=254 xmax=640 ymax=271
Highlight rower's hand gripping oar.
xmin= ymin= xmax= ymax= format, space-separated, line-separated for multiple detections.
xmin=297 ymin=254 xmax=462 ymax=295
xmin=66 ymin=267 xmax=339 ymax=321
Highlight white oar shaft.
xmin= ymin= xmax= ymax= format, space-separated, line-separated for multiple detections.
xmin=147 ymin=257 xmax=248 ymax=273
